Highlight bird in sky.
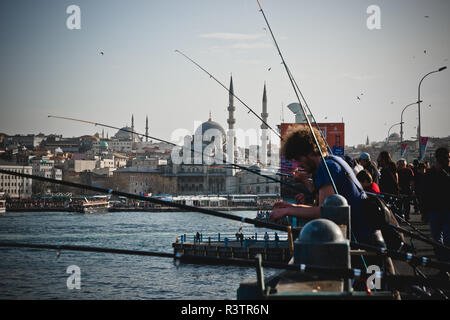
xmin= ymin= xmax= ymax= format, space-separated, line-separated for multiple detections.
xmin=424 ymin=50 xmax=427 ymax=54
xmin=356 ymin=96 xmax=361 ymax=101
xmin=100 ymin=51 xmax=104 ymax=55
xmin=268 ymin=67 xmax=272 ymax=71
xmin=424 ymin=15 xmax=429 ymax=18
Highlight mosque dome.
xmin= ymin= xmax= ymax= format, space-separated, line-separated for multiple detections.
xmin=113 ymin=127 xmax=133 ymax=140
xmin=194 ymin=114 xmax=226 ymax=141
xmin=388 ymin=133 xmax=400 ymax=141
xmin=100 ymin=141 xmax=109 ymax=148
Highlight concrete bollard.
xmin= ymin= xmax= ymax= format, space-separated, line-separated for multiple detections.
xmin=294 ymin=219 xmax=351 ymax=292
xmin=320 ymin=194 xmax=351 ymax=240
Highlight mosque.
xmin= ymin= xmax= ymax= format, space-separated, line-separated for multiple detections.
xmin=173 ymin=76 xmax=277 ymax=195
xmin=99 ymin=76 xmax=278 ymax=195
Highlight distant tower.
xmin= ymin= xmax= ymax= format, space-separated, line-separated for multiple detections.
xmin=131 ymin=114 xmax=135 ymax=142
xmin=366 ymin=135 xmax=370 ymax=146
xmin=227 ymin=75 xmax=235 ymax=130
xmin=261 ymin=82 xmax=268 ymax=130
xmin=260 ymin=83 xmax=269 ymax=165
xmin=145 ymin=115 xmax=149 ymax=142
xmin=102 ymin=128 xmax=104 ymax=139
xmin=227 ymin=75 xmax=237 ymax=163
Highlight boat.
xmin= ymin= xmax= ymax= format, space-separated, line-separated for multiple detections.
xmin=0 ymin=192 xmax=5 ymax=214
xmin=70 ymin=195 xmax=110 ymax=214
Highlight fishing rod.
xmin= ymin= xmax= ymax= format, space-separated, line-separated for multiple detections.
xmin=1 ymin=242 xmax=448 ymax=291
xmin=366 ymin=191 xmax=408 ymax=200
xmin=174 ymin=49 xmax=281 ymax=140
xmin=0 ymin=168 xmax=298 ymax=234
xmin=256 ymin=0 xmax=338 ymax=194
xmin=392 ymin=211 xmax=436 ymax=245
xmin=48 ymin=115 xmax=312 ymax=196
xmin=351 ymin=242 xmax=450 ymax=272
xmin=388 ymin=223 xmax=450 ymax=252
xmin=411 ymin=266 xmax=449 ymax=299
xmin=286 ymin=66 xmax=334 ymax=155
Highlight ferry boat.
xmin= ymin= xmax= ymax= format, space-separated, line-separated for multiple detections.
xmin=70 ymin=195 xmax=110 ymax=214
xmin=0 ymin=192 xmax=5 ymax=214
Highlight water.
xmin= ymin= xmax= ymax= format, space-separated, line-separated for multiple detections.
xmin=0 ymin=210 xmax=280 ymax=300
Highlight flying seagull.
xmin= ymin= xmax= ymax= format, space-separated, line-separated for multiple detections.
xmin=268 ymin=67 xmax=272 ymax=71
xmin=356 ymin=96 xmax=361 ymax=101
xmin=100 ymin=51 xmax=104 ymax=55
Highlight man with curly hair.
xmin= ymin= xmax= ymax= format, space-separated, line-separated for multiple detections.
xmin=270 ymin=126 xmax=380 ymax=244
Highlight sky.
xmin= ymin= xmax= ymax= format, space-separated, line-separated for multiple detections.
xmin=0 ymin=0 xmax=449 ymax=147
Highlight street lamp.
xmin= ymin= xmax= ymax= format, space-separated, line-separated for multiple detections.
xmin=400 ymin=100 xmax=422 ymax=145
xmin=417 ymin=66 xmax=447 ymax=159
xmin=387 ymin=122 xmax=402 ymax=144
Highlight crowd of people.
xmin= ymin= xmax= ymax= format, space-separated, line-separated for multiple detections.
xmin=270 ymin=126 xmax=449 ymax=265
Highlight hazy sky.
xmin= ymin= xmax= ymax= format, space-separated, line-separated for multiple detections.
xmin=0 ymin=0 xmax=449 ymax=146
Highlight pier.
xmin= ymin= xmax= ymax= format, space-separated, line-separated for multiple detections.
xmin=173 ymin=232 xmax=291 ymax=263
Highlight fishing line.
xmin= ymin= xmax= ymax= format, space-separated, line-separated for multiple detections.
xmin=0 ymin=168 xmax=297 ymax=234
xmin=256 ymin=0 xmax=338 ymax=194
xmin=0 ymin=242 xmax=448 ymax=290
xmin=174 ymin=49 xmax=281 ymax=140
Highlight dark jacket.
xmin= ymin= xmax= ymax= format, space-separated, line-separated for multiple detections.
xmin=422 ymin=166 xmax=450 ymax=213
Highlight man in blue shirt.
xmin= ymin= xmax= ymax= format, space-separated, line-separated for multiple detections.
xmin=270 ymin=126 xmax=379 ymax=243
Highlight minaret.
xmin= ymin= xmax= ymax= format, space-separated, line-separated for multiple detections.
xmin=260 ymin=83 xmax=269 ymax=165
xmin=145 ymin=115 xmax=149 ymax=142
xmin=227 ymin=75 xmax=235 ymax=130
xmin=227 ymin=75 xmax=237 ymax=164
xmin=131 ymin=114 xmax=135 ymax=142
xmin=261 ymin=82 xmax=268 ymax=130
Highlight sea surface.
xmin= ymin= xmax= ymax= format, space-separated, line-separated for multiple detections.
xmin=0 ymin=210 xmax=280 ymax=300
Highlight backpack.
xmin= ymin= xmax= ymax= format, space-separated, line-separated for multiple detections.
xmin=361 ymin=195 xmax=405 ymax=251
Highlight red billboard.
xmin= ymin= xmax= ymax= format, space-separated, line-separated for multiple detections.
xmin=279 ymin=123 xmax=345 ymax=200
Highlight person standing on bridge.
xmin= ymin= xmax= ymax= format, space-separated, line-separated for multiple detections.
xmin=397 ymin=159 xmax=415 ymax=221
xmin=377 ymin=151 xmax=399 ymax=196
xmin=359 ymin=153 xmax=379 ymax=185
xmin=422 ymin=147 xmax=450 ymax=263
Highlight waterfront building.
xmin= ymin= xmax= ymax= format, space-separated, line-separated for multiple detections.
xmin=0 ymin=165 xmax=32 ymax=198
xmin=5 ymin=134 xmax=45 ymax=150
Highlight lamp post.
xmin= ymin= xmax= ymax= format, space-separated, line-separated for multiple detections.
xmin=387 ymin=122 xmax=401 ymax=144
xmin=400 ymin=100 xmax=422 ymax=145
xmin=417 ymin=66 xmax=447 ymax=159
